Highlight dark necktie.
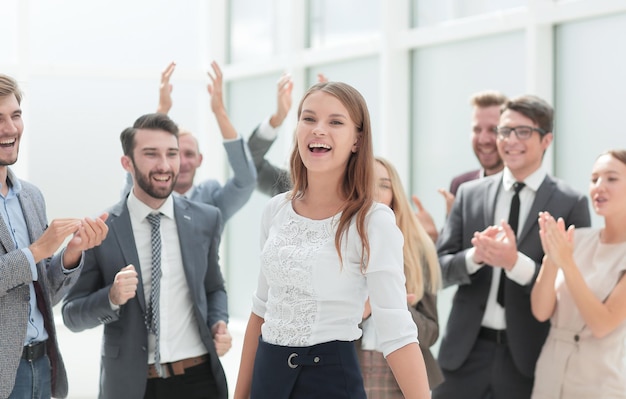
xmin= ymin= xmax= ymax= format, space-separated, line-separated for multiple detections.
xmin=145 ymin=213 xmax=163 ymax=377
xmin=497 ymin=182 xmax=525 ymax=307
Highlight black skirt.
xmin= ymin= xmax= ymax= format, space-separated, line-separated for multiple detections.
xmin=251 ymin=337 xmax=366 ymax=399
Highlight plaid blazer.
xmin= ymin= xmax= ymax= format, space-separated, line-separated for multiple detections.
xmin=0 ymin=169 xmax=81 ymax=399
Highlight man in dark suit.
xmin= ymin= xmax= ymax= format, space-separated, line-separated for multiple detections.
xmin=0 ymin=74 xmax=109 ymax=399
xmin=62 ymin=113 xmax=229 ymax=399
xmin=433 ymin=95 xmax=591 ymax=399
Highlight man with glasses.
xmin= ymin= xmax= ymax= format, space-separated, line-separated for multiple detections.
xmin=433 ymin=95 xmax=591 ymax=399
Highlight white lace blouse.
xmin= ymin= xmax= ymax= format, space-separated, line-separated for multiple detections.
xmin=252 ymin=193 xmax=418 ymax=357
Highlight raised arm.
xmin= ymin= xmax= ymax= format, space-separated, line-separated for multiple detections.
xmin=531 ymin=212 xmax=560 ymax=321
xmin=207 ymin=61 xmax=237 ymax=140
xmin=269 ymin=72 xmax=293 ymax=129
xmin=156 ymin=61 xmax=176 ymax=114
xmin=248 ymin=73 xmax=294 ymax=197
xmin=538 ymin=212 xmax=626 ymax=338
xmin=199 ymin=61 xmax=256 ymax=221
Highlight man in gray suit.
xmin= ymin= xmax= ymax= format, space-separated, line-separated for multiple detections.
xmin=0 ymin=74 xmax=109 ymax=399
xmin=123 ymin=61 xmax=257 ymax=223
xmin=63 ymin=113 xmax=229 ymax=399
xmin=433 ymin=95 xmax=591 ymax=399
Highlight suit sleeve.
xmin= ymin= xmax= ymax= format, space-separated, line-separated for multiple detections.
xmin=248 ymin=127 xmax=291 ymax=197
xmin=565 ymin=194 xmax=591 ymax=230
xmin=62 ymin=247 xmax=121 ymax=332
xmin=204 ymin=209 xmax=228 ymax=327
xmin=198 ymin=137 xmax=256 ymax=223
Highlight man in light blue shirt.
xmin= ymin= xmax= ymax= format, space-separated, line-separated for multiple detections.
xmin=0 ymin=73 xmax=109 ymax=399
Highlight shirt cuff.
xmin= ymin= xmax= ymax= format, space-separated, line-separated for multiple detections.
xmin=223 ymin=135 xmax=241 ymax=143
xmin=505 ymin=252 xmax=535 ymax=285
xmin=20 ymin=248 xmax=38 ymax=280
xmin=59 ymin=248 xmax=84 ymax=274
xmin=255 ymin=116 xmax=279 ymax=141
xmin=465 ymin=247 xmax=485 ymax=274
xmin=109 ymin=297 xmax=120 ymax=312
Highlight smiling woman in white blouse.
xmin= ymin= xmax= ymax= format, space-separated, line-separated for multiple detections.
xmin=233 ymin=81 xmax=430 ymax=399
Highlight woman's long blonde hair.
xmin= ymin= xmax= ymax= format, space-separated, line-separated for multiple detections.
xmin=289 ymin=82 xmax=374 ymax=271
xmin=376 ymin=157 xmax=441 ymax=303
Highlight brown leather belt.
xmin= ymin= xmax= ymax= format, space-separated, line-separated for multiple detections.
xmin=147 ymin=354 xmax=209 ymax=379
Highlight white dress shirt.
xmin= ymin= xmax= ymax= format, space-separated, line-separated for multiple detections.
xmin=126 ymin=191 xmax=207 ymax=363
xmin=465 ymin=167 xmax=547 ymax=329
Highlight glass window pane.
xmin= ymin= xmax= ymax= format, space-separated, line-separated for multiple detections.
xmin=308 ymin=0 xmax=380 ymax=48
xmin=29 ymin=0 xmax=204 ymax=68
xmin=412 ymin=0 xmax=526 ymax=27
xmin=554 ymin=12 xmax=626 ymax=227
xmin=224 ymin=74 xmax=283 ymax=318
xmin=229 ymin=0 xmax=274 ymax=63
xmin=0 ymin=0 xmax=19 ymax=65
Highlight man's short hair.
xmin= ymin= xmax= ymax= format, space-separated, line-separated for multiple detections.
xmin=502 ymin=95 xmax=554 ymax=134
xmin=0 ymin=74 xmax=23 ymax=104
xmin=470 ymin=90 xmax=507 ymax=108
xmin=120 ymin=113 xmax=179 ymax=157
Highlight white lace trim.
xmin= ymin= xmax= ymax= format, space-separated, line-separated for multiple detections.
xmin=261 ymin=208 xmax=337 ymax=346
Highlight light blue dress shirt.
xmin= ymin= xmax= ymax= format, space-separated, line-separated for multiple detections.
xmin=0 ymin=179 xmax=48 ymax=345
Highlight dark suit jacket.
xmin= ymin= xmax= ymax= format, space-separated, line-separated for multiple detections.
xmin=0 ymin=170 xmax=81 ymax=399
xmin=247 ymin=127 xmax=291 ymax=197
xmin=436 ymin=173 xmax=590 ymax=378
xmin=449 ymin=169 xmax=481 ymax=196
xmin=62 ymin=196 xmax=228 ymax=399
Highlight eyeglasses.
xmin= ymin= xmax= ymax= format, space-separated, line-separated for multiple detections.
xmin=496 ymin=125 xmax=546 ymax=140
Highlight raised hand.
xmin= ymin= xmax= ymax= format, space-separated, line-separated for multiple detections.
xmin=437 ymin=188 xmax=455 ymax=216
xmin=29 ymin=218 xmax=82 ymax=263
xmin=411 ymin=195 xmax=439 ymax=243
xmin=63 ymin=212 xmax=110 ymax=267
xmin=157 ymin=61 xmax=176 ymax=114
xmin=317 ymin=73 xmax=329 ymax=83
xmin=207 ymin=61 xmax=225 ymax=115
xmin=206 ymin=60 xmax=237 ymax=140
xmin=471 ymin=221 xmax=519 ymax=270
xmin=109 ymin=264 xmax=139 ymax=306
xmin=538 ymin=211 xmax=575 ymax=268
xmin=269 ymin=73 xmax=294 ymax=128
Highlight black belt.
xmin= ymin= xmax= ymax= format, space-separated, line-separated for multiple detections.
xmin=478 ymin=327 xmax=507 ymax=344
xmin=22 ymin=341 xmax=47 ymax=361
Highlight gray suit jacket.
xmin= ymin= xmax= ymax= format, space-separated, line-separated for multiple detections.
xmin=62 ymin=196 xmax=228 ymax=399
xmin=436 ymin=173 xmax=591 ymax=378
xmin=122 ymin=136 xmax=256 ymax=222
xmin=0 ymin=169 xmax=81 ymax=399
xmin=247 ymin=127 xmax=291 ymax=197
